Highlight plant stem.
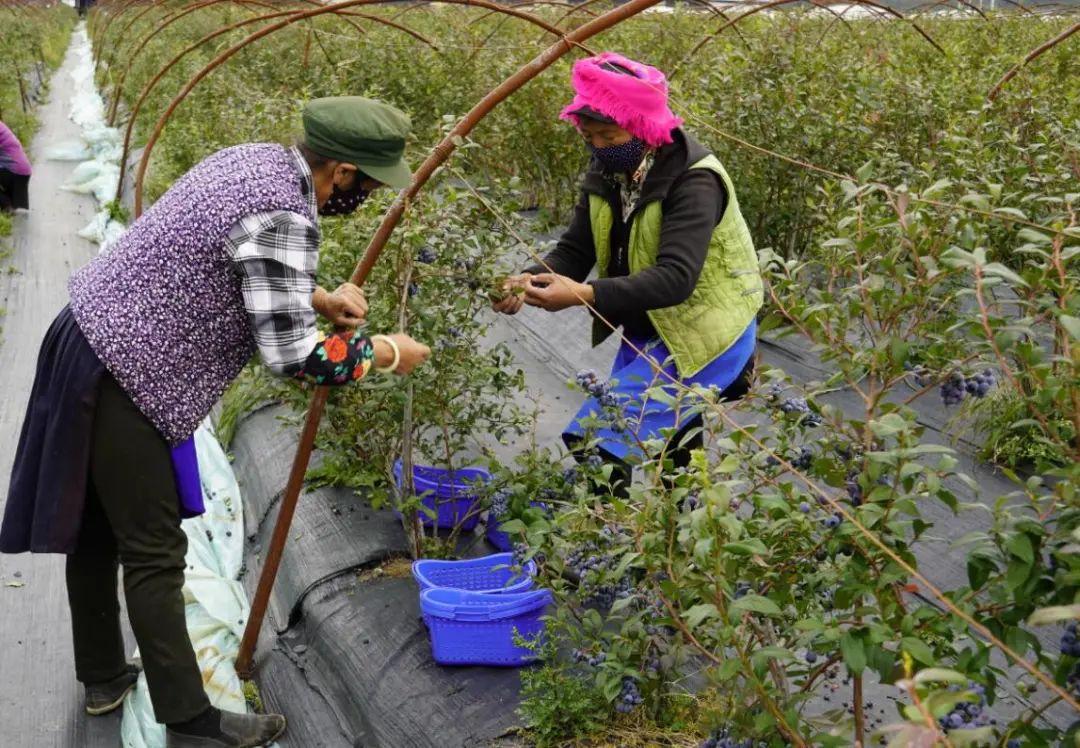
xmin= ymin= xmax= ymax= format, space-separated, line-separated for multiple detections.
xmin=853 ymin=673 xmax=865 ymax=746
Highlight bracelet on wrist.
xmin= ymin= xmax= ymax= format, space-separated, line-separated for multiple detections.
xmin=371 ymin=334 xmax=401 ymax=374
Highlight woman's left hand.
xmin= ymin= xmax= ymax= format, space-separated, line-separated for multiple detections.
xmin=314 ymin=283 xmax=368 ymax=329
xmin=523 ymin=273 xmax=595 ymax=312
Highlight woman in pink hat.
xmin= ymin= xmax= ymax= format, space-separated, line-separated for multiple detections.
xmin=494 ymin=53 xmax=763 ymax=493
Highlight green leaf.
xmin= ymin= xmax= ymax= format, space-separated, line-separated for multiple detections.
xmin=1006 ymin=557 xmax=1034 ymax=592
xmin=723 ymin=539 xmax=769 ymax=556
xmin=902 ymin=636 xmax=935 ymax=666
xmin=1060 ymin=315 xmax=1080 ymax=343
xmin=1017 ymin=227 xmax=1053 ymax=245
xmin=925 ymin=690 xmax=976 ymax=719
xmin=497 ymin=519 xmax=526 ymax=534
xmin=1006 ymin=533 xmax=1035 ymax=564
xmin=751 ymin=646 xmax=795 ymax=671
xmin=982 ymin=262 xmax=1028 ymax=288
xmin=717 ymin=657 xmax=740 ymax=680
xmin=729 ymin=595 xmax=783 ymax=617
xmin=869 ymin=413 xmax=909 ymax=438
xmin=684 ymin=603 xmax=720 ymax=628
xmin=840 ymin=631 xmax=866 ymax=674
xmin=967 ymin=555 xmax=996 ymax=591
xmin=949 ymin=727 xmax=997 ymax=747
xmin=1029 ymin=605 xmax=1080 ymax=626
xmin=913 ymin=667 xmax=968 ymax=685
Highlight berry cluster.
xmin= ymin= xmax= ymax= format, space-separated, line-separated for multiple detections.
xmin=734 ymin=581 xmax=752 ymax=599
xmin=938 ymin=682 xmax=995 ymax=733
xmin=576 ymin=369 xmax=612 ymax=398
xmin=416 ymin=246 xmax=437 ymax=264
xmin=571 ymin=648 xmax=607 ymax=667
xmin=615 ymin=677 xmax=643 ymax=713
xmin=683 ymin=491 xmax=701 ymax=511
xmin=792 ymin=446 xmax=813 ymax=471
xmin=488 ymin=488 xmax=511 ymax=520
xmin=778 ymin=397 xmax=823 ymax=427
xmin=1062 ymin=621 xmax=1080 ymax=657
xmin=699 ymin=726 xmax=754 ymax=748
xmin=940 ymin=369 xmax=996 ymax=406
xmin=824 ymin=514 xmax=842 ymax=529
xmin=780 ymin=397 xmax=810 ymax=414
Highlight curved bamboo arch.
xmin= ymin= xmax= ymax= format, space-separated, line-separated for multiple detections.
xmin=114 ymin=6 xmax=335 ymax=198
xmin=101 ymin=0 xmax=221 ymax=74
xmin=105 ymin=0 xmax=284 ymax=126
xmin=104 ymin=0 xmax=438 ymax=126
xmin=93 ymin=0 xmax=158 ymax=63
xmin=988 ymin=19 xmax=1080 ymax=101
xmin=131 ymin=0 xmax=584 ymax=214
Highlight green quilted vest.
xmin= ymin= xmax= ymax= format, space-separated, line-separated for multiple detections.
xmin=589 ymin=154 xmax=763 ymax=377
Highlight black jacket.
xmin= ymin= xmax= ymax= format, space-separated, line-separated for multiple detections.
xmin=528 ymin=129 xmax=727 ymax=338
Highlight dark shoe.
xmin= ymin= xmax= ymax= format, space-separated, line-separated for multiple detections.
xmin=165 ymin=710 xmax=287 ymax=747
xmin=85 ymin=663 xmax=141 ymax=716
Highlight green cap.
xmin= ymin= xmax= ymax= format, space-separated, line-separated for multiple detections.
xmin=302 ymin=96 xmax=413 ymax=190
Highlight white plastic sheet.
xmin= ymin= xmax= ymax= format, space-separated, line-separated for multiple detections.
xmin=53 ymin=23 xmax=126 ymax=251
xmin=120 ymin=423 xmax=277 ymax=748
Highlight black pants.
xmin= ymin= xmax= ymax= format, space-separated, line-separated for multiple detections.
xmin=0 ymin=169 xmax=29 ymax=212
xmin=66 ymin=374 xmax=210 ymax=724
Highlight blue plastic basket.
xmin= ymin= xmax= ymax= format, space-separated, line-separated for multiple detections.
xmin=393 ymin=459 xmax=489 ymax=531
xmin=485 ymin=522 xmax=514 ymax=552
xmin=420 ymin=588 xmax=551 ymax=666
xmin=411 ymin=552 xmax=536 ymax=594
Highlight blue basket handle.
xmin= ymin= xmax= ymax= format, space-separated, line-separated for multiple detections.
xmin=444 ymin=590 xmax=551 ymax=622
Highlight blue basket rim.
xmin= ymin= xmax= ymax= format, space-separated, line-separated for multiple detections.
xmin=420 ymin=587 xmax=551 ymax=621
xmin=393 ymin=459 xmax=490 ymax=483
xmin=411 ymin=552 xmax=537 ymax=592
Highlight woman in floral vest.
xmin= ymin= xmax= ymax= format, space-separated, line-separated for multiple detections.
xmin=1 ymin=97 xmax=429 ymax=747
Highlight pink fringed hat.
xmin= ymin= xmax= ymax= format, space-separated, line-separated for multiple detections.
xmin=559 ymin=52 xmax=683 ymax=147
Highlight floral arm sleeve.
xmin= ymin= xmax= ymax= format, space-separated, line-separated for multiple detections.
xmin=294 ymin=328 xmax=376 ymax=385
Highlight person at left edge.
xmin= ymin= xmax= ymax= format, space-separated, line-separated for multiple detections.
xmin=0 ymin=96 xmax=430 ymax=748
xmin=0 ymin=119 xmax=31 ymax=213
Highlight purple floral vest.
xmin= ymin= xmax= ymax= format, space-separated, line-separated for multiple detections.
xmin=69 ymin=144 xmax=312 ymax=445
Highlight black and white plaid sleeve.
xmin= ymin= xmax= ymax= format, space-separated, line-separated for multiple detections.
xmin=226 ymin=211 xmax=321 ymax=377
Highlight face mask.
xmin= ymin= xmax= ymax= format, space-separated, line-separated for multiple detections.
xmin=589 ymin=138 xmax=647 ymax=174
xmin=319 ymin=183 xmax=369 ymax=216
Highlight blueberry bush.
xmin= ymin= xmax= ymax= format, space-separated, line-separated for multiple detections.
xmin=0 ymin=3 xmax=73 ymax=145
xmin=89 ymin=2 xmax=1080 ymax=743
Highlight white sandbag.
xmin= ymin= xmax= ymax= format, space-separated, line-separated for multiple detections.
xmin=44 ymin=139 xmax=93 ymax=161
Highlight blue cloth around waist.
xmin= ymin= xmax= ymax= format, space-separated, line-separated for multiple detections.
xmin=564 ymin=318 xmax=757 ymax=461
